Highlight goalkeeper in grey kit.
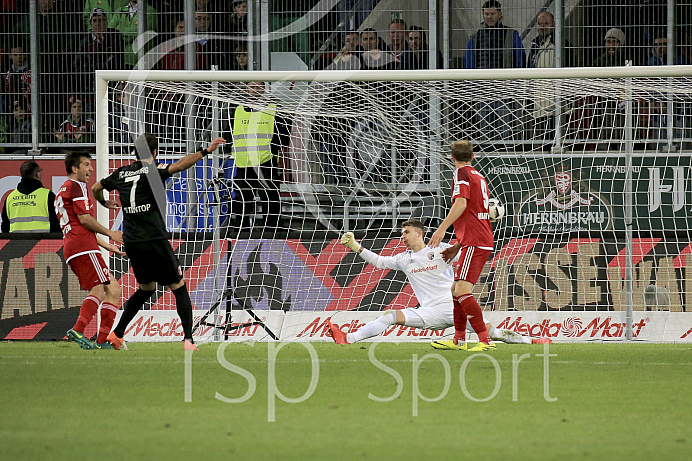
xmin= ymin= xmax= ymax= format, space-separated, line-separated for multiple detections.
xmin=326 ymin=219 xmax=544 ymax=346
xmin=93 ymin=133 xmax=226 ymax=351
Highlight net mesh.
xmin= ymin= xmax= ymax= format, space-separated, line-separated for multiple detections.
xmin=103 ymin=72 xmax=692 ymax=340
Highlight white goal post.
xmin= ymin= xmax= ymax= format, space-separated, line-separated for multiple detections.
xmin=95 ymin=66 xmax=692 ymax=343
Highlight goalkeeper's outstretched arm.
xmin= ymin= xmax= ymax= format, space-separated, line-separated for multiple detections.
xmin=340 ymin=232 xmax=402 ymax=270
xmin=341 ymin=232 xmax=362 ymax=254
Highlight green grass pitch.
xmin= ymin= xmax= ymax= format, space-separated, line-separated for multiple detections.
xmin=1 ymin=341 xmax=691 ymax=460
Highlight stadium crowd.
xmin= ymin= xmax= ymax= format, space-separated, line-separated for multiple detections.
xmin=1 ymin=0 xmax=692 ymax=154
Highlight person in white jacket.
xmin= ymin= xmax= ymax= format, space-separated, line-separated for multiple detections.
xmin=327 ymin=219 xmax=550 ymax=348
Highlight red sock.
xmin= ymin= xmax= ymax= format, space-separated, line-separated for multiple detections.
xmin=73 ymin=296 xmax=100 ymax=334
xmin=453 ymin=297 xmax=468 ymax=343
xmin=460 ymin=294 xmax=491 ymax=344
xmin=97 ymin=303 xmax=118 ymax=344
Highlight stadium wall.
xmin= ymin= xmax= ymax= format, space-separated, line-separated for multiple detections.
xmin=0 ymin=235 xmax=690 ymax=342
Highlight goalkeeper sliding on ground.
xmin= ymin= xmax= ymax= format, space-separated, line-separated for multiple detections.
xmin=326 ymin=219 xmax=551 ymax=347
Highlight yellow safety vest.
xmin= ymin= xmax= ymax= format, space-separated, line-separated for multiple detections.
xmin=232 ymin=103 xmax=277 ymax=168
xmin=6 ymin=187 xmax=51 ymax=233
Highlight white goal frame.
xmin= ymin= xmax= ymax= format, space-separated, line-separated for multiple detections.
xmin=95 ymin=66 xmax=692 ymax=342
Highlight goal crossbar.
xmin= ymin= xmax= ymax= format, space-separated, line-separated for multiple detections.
xmin=96 ymin=66 xmax=692 ymax=83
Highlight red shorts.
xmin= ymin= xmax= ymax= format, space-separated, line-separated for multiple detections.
xmin=68 ymin=252 xmax=111 ymax=291
xmin=453 ymin=246 xmax=491 ymax=285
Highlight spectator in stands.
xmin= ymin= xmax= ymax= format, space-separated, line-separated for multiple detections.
xmin=158 ymin=18 xmax=206 ymax=70
xmin=337 ymin=0 xmax=378 ymax=31
xmin=233 ymin=43 xmax=249 ymax=70
xmin=158 ymin=18 xmax=186 ymax=70
xmin=4 ymin=101 xmax=32 ymax=155
xmin=195 ymin=10 xmax=232 ymax=69
xmin=527 ymin=11 xmax=574 ymax=68
xmin=83 ymin=0 xmax=125 ymax=31
xmin=593 ymin=28 xmax=628 ymax=67
xmin=463 ymin=0 xmax=525 ymax=69
xmin=3 ymin=40 xmax=31 ymax=114
xmin=580 ymin=0 xmax=619 ymax=67
xmin=226 ymin=0 xmax=248 ymax=35
xmin=112 ymin=0 xmax=158 ymax=68
xmin=54 ymin=97 xmax=94 ymax=143
xmin=386 ymin=18 xmax=409 ymax=64
xmin=328 ymin=30 xmax=362 ymax=70
xmin=360 ymin=28 xmax=397 ymax=70
xmin=361 ymin=27 xmax=386 ymax=52
xmin=221 ymin=81 xmax=292 ymax=232
xmin=400 ymin=25 xmax=442 ymax=70
xmin=73 ymin=7 xmax=125 ymax=105
xmin=648 ymin=33 xmax=668 ymax=66
xmin=194 ymin=11 xmax=214 ymax=68
xmin=1 ymin=160 xmax=61 ymax=233
xmin=620 ymin=0 xmax=666 ymax=66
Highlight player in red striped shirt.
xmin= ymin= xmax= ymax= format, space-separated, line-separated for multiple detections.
xmin=429 ymin=140 xmax=495 ymax=351
xmin=56 ymin=151 xmax=124 ymax=349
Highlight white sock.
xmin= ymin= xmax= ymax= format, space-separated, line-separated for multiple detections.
xmin=489 ymin=327 xmax=533 ymax=344
xmin=347 ymin=310 xmax=397 ymax=343
xmin=488 ymin=326 xmax=500 ymax=340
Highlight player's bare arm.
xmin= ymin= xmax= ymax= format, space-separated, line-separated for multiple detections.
xmin=441 ymin=242 xmax=461 ymax=263
xmin=92 ymin=182 xmax=120 ymax=209
xmin=77 ymin=213 xmax=123 ymax=244
xmin=169 ymin=137 xmax=227 ymax=174
xmin=429 ymin=197 xmax=467 ymax=248
xmin=96 ymin=236 xmax=126 ymax=256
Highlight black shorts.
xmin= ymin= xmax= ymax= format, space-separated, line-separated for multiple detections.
xmin=125 ymin=240 xmax=183 ymax=286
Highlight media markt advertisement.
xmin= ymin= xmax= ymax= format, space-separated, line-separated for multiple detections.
xmin=116 ymin=310 xmax=692 ymax=343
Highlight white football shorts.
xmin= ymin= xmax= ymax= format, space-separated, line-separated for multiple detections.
xmin=402 ymin=301 xmax=454 ymax=330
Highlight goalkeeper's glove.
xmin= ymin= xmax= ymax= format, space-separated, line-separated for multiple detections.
xmin=340 ymin=232 xmax=361 ymax=252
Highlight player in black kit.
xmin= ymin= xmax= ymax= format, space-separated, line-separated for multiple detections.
xmin=93 ymin=133 xmax=226 ymax=350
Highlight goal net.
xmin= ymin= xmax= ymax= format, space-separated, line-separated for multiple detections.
xmin=96 ymin=67 xmax=692 ymax=343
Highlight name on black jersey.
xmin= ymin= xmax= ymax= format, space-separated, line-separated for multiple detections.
xmin=119 ymin=166 xmax=149 ymax=178
xmin=123 ymin=203 xmax=152 ymax=213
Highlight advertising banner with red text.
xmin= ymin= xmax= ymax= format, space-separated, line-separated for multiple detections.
xmin=118 ymin=310 xmax=692 ymax=343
